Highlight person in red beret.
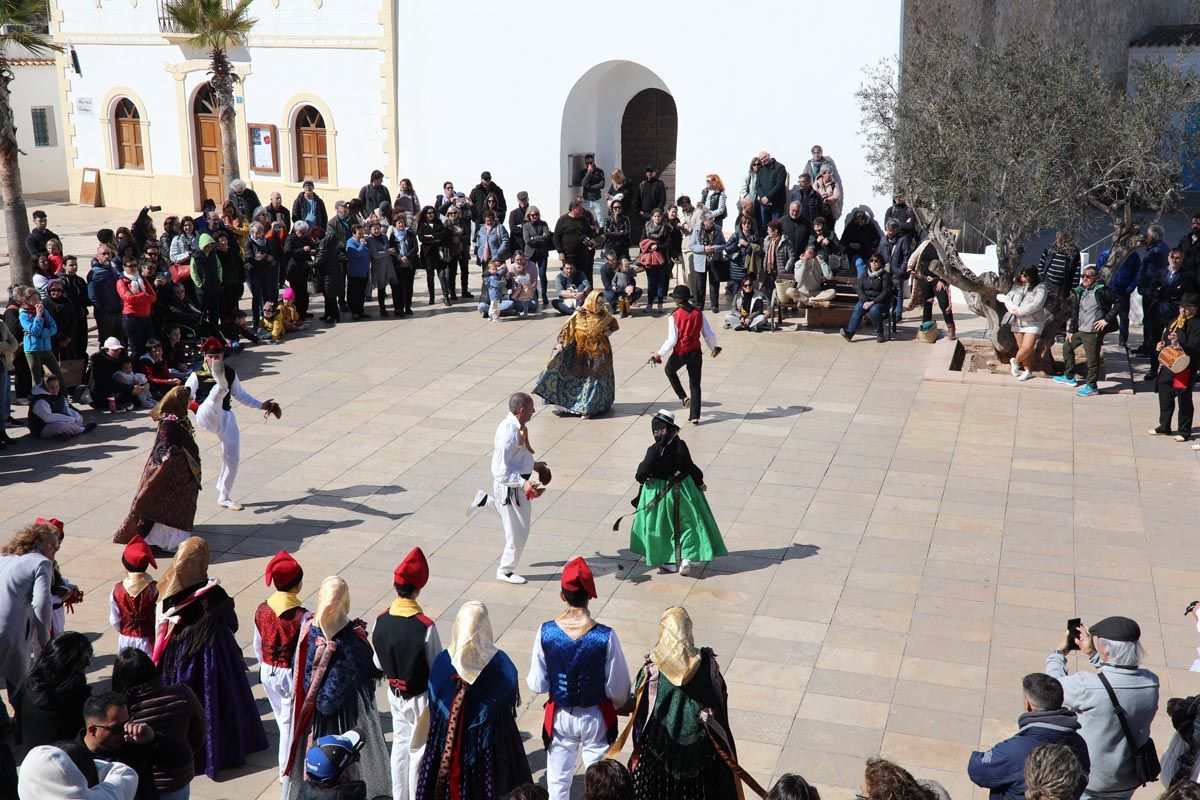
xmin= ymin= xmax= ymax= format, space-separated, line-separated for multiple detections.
xmin=526 ymin=556 xmax=630 ymax=800
xmin=184 ymin=336 xmax=282 ymax=511
xmin=371 ymin=547 xmax=441 ymax=800
xmin=107 ymin=534 xmax=158 ymax=656
xmin=35 ymin=516 xmax=82 ymax=639
xmin=253 ymin=550 xmax=307 ymax=786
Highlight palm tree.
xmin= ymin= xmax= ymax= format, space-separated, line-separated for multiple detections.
xmin=164 ymin=0 xmax=255 ymax=192
xmin=0 ymin=0 xmax=59 ymax=287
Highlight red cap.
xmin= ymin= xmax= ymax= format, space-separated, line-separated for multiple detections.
xmin=121 ymin=534 xmax=157 ymax=571
xmin=561 ymin=556 xmax=596 ymax=599
xmin=265 ymin=550 xmax=303 ymax=589
xmin=200 ymin=337 xmax=224 ymax=355
xmin=393 ymin=547 xmax=429 ymax=589
xmin=35 ymin=517 xmax=64 ymax=533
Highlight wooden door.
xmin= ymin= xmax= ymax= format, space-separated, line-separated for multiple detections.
xmin=620 ymin=89 xmax=678 ymax=206
xmin=295 ymin=106 xmax=328 ymax=182
xmin=195 ymin=115 xmax=222 ymax=209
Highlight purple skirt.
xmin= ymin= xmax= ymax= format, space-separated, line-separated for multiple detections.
xmin=160 ymin=626 xmax=269 ymax=778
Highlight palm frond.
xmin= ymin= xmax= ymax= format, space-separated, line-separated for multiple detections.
xmin=0 ymin=0 xmax=61 ymax=56
xmin=164 ymin=0 xmax=256 ymax=52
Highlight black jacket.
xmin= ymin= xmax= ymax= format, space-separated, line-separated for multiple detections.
xmin=468 ymin=182 xmax=507 ymax=223
xmin=291 ymin=192 xmax=329 ymax=231
xmin=553 ymin=213 xmax=592 ymax=259
xmin=14 ymin=678 xmax=89 ymax=748
xmin=358 ymin=182 xmax=391 ymax=213
xmin=884 ymin=203 xmax=918 ymax=238
xmin=58 ymin=729 xmax=168 ymax=800
xmin=788 ymin=185 xmax=824 ymax=225
xmin=1180 ymin=232 xmax=1200 ymax=277
xmin=636 ymin=435 xmax=704 ymax=486
xmin=780 ymin=215 xmax=810 ymax=254
xmin=522 ymin=219 xmax=553 ymax=260
xmin=603 ymin=214 xmax=632 ymax=259
xmin=755 ymin=160 xmax=787 ymax=209
xmin=608 ymin=180 xmax=638 ymax=216
xmin=637 ymin=178 xmax=666 ymax=219
xmin=858 ymin=268 xmax=893 ymax=305
xmin=507 ymin=206 xmax=528 ymax=254
xmin=1066 ymin=283 xmax=1118 ymax=334
xmin=297 ymin=779 xmax=368 ymax=800
xmin=579 ymin=166 xmax=605 ymax=200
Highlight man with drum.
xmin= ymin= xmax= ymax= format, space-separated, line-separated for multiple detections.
xmin=1053 ymin=266 xmax=1117 ymax=397
xmin=1149 ymin=292 xmax=1200 ymax=442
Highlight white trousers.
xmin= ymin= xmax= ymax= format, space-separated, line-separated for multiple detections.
xmin=145 ymin=521 xmax=189 ymax=551
xmin=488 ymin=480 xmax=531 ymax=574
xmin=546 ymin=706 xmax=610 ymax=800
xmin=261 ymin=664 xmax=295 ymax=778
xmin=388 ymin=690 xmax=429 ymax=800
xmin=39 ymin=420 xmax=84 ymax=437
xmin=196 ymin=387 xmax=240 ymax=502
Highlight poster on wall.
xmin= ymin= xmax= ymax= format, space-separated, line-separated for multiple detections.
xmin=249 ymin=124 xmax=277 ymax=173
xmin=76 ymin=97 xmax=94 ymax=117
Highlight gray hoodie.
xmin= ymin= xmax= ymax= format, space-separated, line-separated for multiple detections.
xmin=1046 ymin=652 xmax=1159 ymax=799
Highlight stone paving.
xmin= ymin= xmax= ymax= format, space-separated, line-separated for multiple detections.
xmin=3 ymin=202 xmax=1200 ymax=799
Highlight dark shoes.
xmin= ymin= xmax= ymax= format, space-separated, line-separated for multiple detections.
xmin=461 ymin=291 xmax=475 ymax=300
xmin=839 ymin=328 xmax=853 ymax=342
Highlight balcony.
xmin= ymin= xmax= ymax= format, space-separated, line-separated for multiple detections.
xmin=157 ymin=0 xmax=238 ymax=41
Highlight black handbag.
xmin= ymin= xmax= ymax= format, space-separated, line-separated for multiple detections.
xmin=1098 ymin=671 xmax=1160 ymax=785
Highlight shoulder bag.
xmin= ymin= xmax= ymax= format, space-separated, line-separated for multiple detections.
xmin=1098 ymin=671 xmax=1160 ymax=785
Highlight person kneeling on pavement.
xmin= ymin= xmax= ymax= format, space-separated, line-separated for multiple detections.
xmin=1054 ymin=266 xmax=1117 ymax=398
xmin=28 ymin=375 xmax=96 ymax=439
xmin=725 ymin=278 xmax=768 ymax=332
xmin=969 ymin=672 xmax=1091 ymax=800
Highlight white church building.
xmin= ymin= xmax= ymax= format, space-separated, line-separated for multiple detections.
xmin=47 ymin=0 xmax=902 ymax=217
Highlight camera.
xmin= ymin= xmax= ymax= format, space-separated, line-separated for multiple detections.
xmin=149 ymin=205 xmax=162 ymax=212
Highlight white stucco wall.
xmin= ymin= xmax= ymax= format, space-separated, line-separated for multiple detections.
xmin=396 ymin=0 xmax=902 ymax=222
xmin=10 ymin=62 xmax=66 ymax=195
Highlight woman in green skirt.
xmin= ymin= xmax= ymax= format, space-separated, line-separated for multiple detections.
xmin=630 ymin=410 xmax=726 ymax=576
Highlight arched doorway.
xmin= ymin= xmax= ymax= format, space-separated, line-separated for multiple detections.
xmin=294 ymin=105 xmax=328 ymax=183
xmin=192 ymin=83 xmax=222 ymax=209
xmin=559 ymin=62 xmax=675 ymax=213
xmin=620 ymin=89 xmax=678 ymax=206
xmin=114 ymin=98 xmax=143 ymax=170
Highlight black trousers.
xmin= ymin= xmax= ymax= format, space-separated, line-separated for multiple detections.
xmin=347 ymin=275 xmax=368 ymax=315
xmin=396 ymin=269 xmax=415 ymax=312
xmin=692 ymin=269 xmax=721 ymax=312
xmin=376 ymin=276 xmax=401 ymax=313
xmin=322 ymin=271 xmax=341 ymax=320
xmin=336 ymin=259 xmax=347 ymax=309
xmin=1158 ymin=368 xmax=1194 ymax=437
xmin=919 ymin=279 xmax=954 ymax=325
xmin=199 ymin=290 xmax=222 ymax=331
xmin=665 ymin=349 xmax=703 ymax=421
xmin=454 ymin=249 xmax=471 ymax=295
xmin=287 ymin=267 xmax=310 ymax=316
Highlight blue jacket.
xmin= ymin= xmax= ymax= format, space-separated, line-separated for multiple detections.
xmin=1137 ymin=241 xmax=1168 ymax=296
xmin=475 ymin=224 xmax=510 ymax=263
xmin=19 ymin=308 xmax=57 ymax=353
xmin=87 ymin=261 xmax=122 ymax=318
xmin=968 ymin=709 xmax=1090 ymax=800
xmin=345 ymin=238 xmax=371 ymax=279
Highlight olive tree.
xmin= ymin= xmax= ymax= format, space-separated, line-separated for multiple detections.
xmin=857 ymin=22 xmax=1200 ymax=360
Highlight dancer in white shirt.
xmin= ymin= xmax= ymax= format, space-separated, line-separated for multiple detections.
xmin=184 ymin=337 xmax=281 ymax=510
xmin=469 ymin=392 xmax=550 ymax=584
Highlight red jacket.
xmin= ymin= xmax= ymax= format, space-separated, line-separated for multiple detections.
xmin=137 ymin=355 xmax=176 ymax=389
xmin=116 ymin=275 xmax=157 ymax=317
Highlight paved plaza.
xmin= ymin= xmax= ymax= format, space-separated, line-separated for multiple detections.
xmin=3 ymin=203 xmax=1200 ymax=799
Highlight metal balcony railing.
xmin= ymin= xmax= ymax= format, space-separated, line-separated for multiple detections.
xmin=157 ymin=0 xmax=237 ymax=34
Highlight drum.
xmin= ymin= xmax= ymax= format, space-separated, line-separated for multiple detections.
xmin=1158 ymin=345 xmax=1191 ymax=374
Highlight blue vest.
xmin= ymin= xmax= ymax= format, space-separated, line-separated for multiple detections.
xmin=540 ymin=620 xmax=611 ymax=708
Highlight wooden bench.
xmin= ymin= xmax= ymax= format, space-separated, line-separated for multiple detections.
xmin=773 ymin=275 xmax=859 ymax=330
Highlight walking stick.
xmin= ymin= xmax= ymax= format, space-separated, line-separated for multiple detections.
xmin=610 ymin=471 xmax=683 ymax=531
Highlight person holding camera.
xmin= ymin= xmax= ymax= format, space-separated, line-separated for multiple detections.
xmin=1045 ymin=616 xmax=1159 ymax=800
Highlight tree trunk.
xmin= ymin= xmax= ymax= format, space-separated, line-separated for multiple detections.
xmin=913 ymin=204 xmax=1016 ymax=358
xmin=210 ymin=49 xmax=240 ymax=189
xmin=0 ymin=61 xmax=31 ymax=286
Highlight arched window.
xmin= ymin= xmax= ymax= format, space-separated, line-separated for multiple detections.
xmin=295 ymin=105 xmax=328 ymax=182
xmin=114 ymin=98 xmax=143 ymax=169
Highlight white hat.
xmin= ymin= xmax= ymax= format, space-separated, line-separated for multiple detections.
xmin=103 ymin=336 xmax=124 ymax=350
xmin=18 ymin=745 xmax=139 ymax=799
xmin=652 ymin=409 xmax=678 ymax=428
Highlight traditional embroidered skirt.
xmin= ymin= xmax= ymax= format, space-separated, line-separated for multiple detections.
xmin=629 ymin=476 xmax=726 ymax=567
xmin=532 ymin=342 xmax=615 ymax=416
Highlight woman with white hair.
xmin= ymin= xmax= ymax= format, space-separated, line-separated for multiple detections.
xmin=1045 ymin=615 xmax=1159 ymax=800
xmin=227 ymin=178 xmax=262 ymax=223
xmin=414 ymin=601 xmax=532 ymax=800
xmin=284 ymin=219 xmax=315 ymax=318
xmin=283 ymin=576 xmax=389 ymax=799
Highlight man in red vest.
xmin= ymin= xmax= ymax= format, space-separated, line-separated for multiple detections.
xmin=650 ymin=284 xmax=720 ymax=424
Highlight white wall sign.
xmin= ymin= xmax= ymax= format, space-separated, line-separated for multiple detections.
xmin=76 ymin=97 xmax=94 ymax=116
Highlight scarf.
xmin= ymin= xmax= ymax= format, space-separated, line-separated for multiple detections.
xmin=555 ymin=606 xmax=597 ymax=641
xmin=124 ymin=271 xmax=145 ymax=295
xmin=123 ymin=572 xmax=155 ymax=598
xmin=388 ymin=597 xmax=423 ymax=617
xmin=644 ymin=221 xmax=665 ymax=240
xmin=650 ymin=606 xmax=701 ymax=687
xmin=267 ymin=590 xmax=303 ymax=617
xmin=315 ymin=576 xmax=350 ymax=638
xmin=766 ymin=237 xmax=780 ymax=269
xmin=699 ymin=226 xmax=716 ymax=248
xmin=558 ymin=291 xmax=616 ymax=362
xmin=158 ymin=537 xmax=209 ymax=599
xmin=447 ymin=600 xmax=497 ymax=684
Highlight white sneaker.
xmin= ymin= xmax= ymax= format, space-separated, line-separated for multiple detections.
xmin=679 ymin=558 xmax=694 ymax=577
xmin=497 ymin=571 xmax=527 ymax=585
xmin=1009 ymin=358 xmax=1020 ymax=376
xmin=218 ymin=498 xmax=244 ymax=511
xmin=1017 ymin=369 xmax=1034 ymax=381
xmin=467 ymin=490 xmax=488 ymax=516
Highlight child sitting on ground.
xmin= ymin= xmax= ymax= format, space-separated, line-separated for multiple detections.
xmin=509 ymin=259 xmax=537 ymax=318
xmin=260 ymin=301 xmax=285 ymax=344
xmin=113 ymin=356 xmax=156 ymax=408
xmin=278 ymin=287 xmax=303 ymax=331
